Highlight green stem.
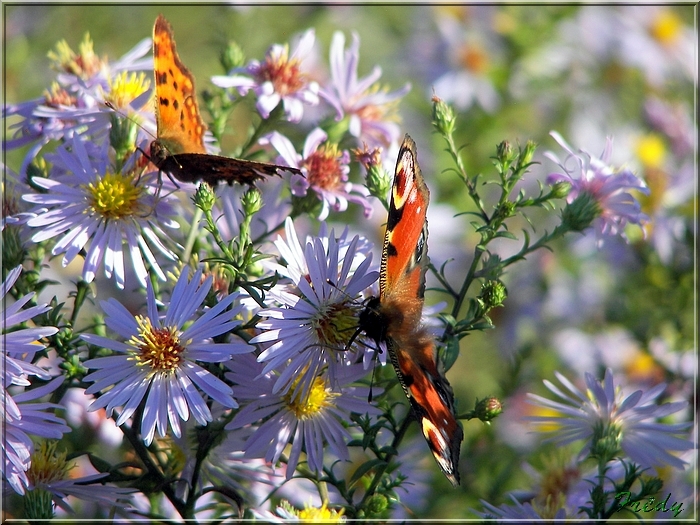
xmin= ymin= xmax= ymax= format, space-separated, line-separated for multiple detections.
xmin=182 ymin=207 xmax=203 ymax=263
xmin=359 ymin=413 xmax=412 ymax=508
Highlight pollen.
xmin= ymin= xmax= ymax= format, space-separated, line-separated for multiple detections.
xmin=107 ymin=71 xmax=151 ymax=110
xmin=43 ymin=82 xmax=77 ymax=107
xmin=258 ymin=46 xmax=307 ymax=96
xmin=458 ymin=44 xmax=489 ymax=74
xmin=129 ymin=315 xmax=185 ymax=372
xmin=84 ymin=171 xmax=147 ymax=219
xmin=296 ymin=501 xmax=345 ymax=522
xmin=48 ymin=33 xmax=103 ymax=79
xmin=285 ymin=376 xmax=337 ymax=420
xmin=303 ymin=143 xmax=344 ymax=190
xmin=311 ymin=300 xmax=358 ymax=348
xmin=27 ymin=441 xmax=73 ymax=485
xmin=650 ymin=9 xmax=683 ymax=46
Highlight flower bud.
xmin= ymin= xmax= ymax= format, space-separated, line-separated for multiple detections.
xmin=432 ymin=94 xmax=456 ymax=135
xmin=364 ymin=493 xmax=389 ymax=516
xmin=220 ymin=41 xmax=245 ymax=72
xmin=242 ymin=187 xmax=263 ymax=216
xmin=496 ymin=140 xmax=516 ymax=165
xmin=561 ymin=192 xmax=600 ymax=232
xmin=521 ymin=140 xmax=537 ymax=166
xmin=479 ymin=280 xmax=507 ymax=310
xmin=475 ymin=396 xmax=503 ymax=423
xmin=193 ymin=181 xmax=216 ymax=213
xmin=550 ymin=180 xmax=572 ymax=199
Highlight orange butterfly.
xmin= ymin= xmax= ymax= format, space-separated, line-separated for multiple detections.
xmin=359 ymin=134 xmax=463 ymax=486
xmin=150 ymin=15 xmax=300 ymax=185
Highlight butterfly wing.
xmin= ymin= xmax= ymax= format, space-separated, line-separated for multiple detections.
xmin=153 ymin=14 xmax=207 ymax=155
xmin=151 ymin=16 xmax=301 ymax=187
xmin=164 ymin=153 xmax=302 ymax=186
xmin=379 ymin=134 xmax=463 ymax=486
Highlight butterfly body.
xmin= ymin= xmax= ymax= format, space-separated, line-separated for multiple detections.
xmin=151 ymin=15 xmax=300 ymax=186
xmin=360 ymin=134 xmax=463 ymax=486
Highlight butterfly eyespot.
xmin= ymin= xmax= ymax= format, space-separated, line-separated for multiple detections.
xmin=356 ymin=134 xmax=463 ymax=486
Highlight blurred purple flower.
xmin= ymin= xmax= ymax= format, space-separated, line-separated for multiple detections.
xmin=3 ymin=33 xmax=152 ymax=176
xmin=546 ymin=131 xmax=649 ymax=244
xmin=526 ymin=368 xmax=692 ymax=470
xmin=320 ymin=31 xmax=409 ymax=148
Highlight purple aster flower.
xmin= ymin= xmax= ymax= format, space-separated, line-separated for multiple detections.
xmin=25 ymin=441 xmax=134 ymax=517
xmin=212 ymin=29 xmax=319 ymax=123
xmin=617 ymin=6 xmax=696 ymax=88
xmin=262 ymin=217 xmax=384 ymax=373
xmin=81 ymin=268 xmax=252 ymax=446
xmin=526 ymin=368 xmax=693 ymax=470
xmin=2 ymin=377 xmax=70 ymax=496
xmin=22 ymin=135 xmax=179 ymax=289
xmin=473 ymin=494 xmax=568 ymax=520
xmin=545 ymin=131 xmax=650 ymax=244
xmin=225 ymin=353 xmax=379 ymax=480
xmin=1 ymin=266 xmax=69 ymax=495
xmin=320 ymin=31 xmax=410 ymax=148
xmin=262 ymin=128 xmax=372 ymax=220
xmin=250 ymin=219 xmax=378 ymax=400
xmin=4 ymin=32 xmax=152 ymax=176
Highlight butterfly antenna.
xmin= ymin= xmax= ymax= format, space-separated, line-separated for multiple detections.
xmin=104 ymin=101 xmax=156 ymax=140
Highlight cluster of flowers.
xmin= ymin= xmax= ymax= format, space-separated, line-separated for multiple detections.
xmin=3 ymin=8 xmax=694 ymax=521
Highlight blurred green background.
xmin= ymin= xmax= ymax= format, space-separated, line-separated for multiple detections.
xmin=4 ymin=3 xmax=695 ymax=519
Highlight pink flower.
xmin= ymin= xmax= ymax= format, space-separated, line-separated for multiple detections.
xmin=262 ymin=128 xmax=372 ymax=220
xmin=320 ymin=31 xmax=410 ymax=148
xmin=212 ymin=29 xmax=319 ymax=123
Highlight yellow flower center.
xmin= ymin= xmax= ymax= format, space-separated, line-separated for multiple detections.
xmin=106 ymin=71 xmax=151 ymax=110
xmin=259 ymin=46 xmax=307 ymax=96
xmin=635 ymin=133 xmax=667 ymax=170
xmin=285 ymin=376 xmax=337 ymax=420
xmin=352 ymin=85 xmax=400 ymax=125
xmin=296 ymin=501 xmax=345 ymax=522
xmin=624 ymin=352 xmax=664 ymax=384
xmin=27 ymin=441 xmax=73 ymax=486
xmin=303 ymin=143 xmax=344 ymax=191
xmin=84 ymin=171 xmax=147 ymax=220
xmin=129 ymin=315 xmax=185 ymax=373
xmin=650 ymin=9 xmax=683 ymax=46
xmin=310 ymin=300 xmax=359 ymax=349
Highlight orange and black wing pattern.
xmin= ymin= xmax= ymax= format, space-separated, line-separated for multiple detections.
xmin=360 ymin=134 xmax=463 ymax=486
xmin=149 ymin=15 xmax=300 ymax=186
